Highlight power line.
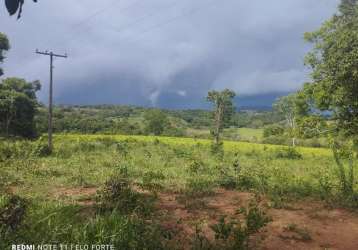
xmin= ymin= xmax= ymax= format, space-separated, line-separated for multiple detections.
xmin=37 ymin=0 xmax=142 ymax=50
xmin=114 ymin=0 xmax=218 ymax=45
xmin=108 ymin=0 xmax=182 ymax=33
xmin=71 ymin=0 xmax=123 ymax=29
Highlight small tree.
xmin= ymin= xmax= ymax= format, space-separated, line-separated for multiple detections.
xmin=207 ymin=89 xmax=236 ymax=157
xmin=273 ymin=94 xmax=298 ymax=146
xmin=273 ymin=93 xmax=308 ymax=147
xmin=144 ymin=109 xmax=168 ymax=136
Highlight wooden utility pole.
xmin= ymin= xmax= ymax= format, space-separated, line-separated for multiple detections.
xmin=36 ymin=50 xmax=67 ymax=152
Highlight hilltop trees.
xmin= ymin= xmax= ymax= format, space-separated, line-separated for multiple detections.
xmin=207 ymin=89 xmax=236 ymax=157
xmin=0 ymin=78 xmax=41 ymax=138
xmin=0 ymin=33 xmax=9 ymax=77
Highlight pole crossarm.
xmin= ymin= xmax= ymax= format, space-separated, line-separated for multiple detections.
xmin=36 ymin=49 xmax=68 ymax=58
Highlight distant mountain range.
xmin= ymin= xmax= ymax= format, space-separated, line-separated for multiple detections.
xmin=54 ymin=92 xmax=290 ymax=111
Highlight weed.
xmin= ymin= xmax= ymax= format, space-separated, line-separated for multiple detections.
xmin=96 ymin=175 xmax=155 ymax=216
xmin=283 ymin=223 xmax=312 ymax=242
xmin=185 ymin=178 xmax=216 ymax=198
xmin=32 ymin=139 xmax=51 ymax=157
xmin=139 ymin=171 xmax=165 ymax=193
xmin=192 ymin=224 xmax=211 ymax=250
xmin=210 ymin=199 xmax=271 ymax=249
xmin=189 ymin=160 xmax=206 ymax=174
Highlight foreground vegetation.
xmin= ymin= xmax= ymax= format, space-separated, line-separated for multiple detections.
xmin=1 ymin=135 xmax=357 ymax=249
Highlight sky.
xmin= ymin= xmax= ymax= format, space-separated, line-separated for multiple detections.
xmin=0 ymin=0 xmax=339 ymax=109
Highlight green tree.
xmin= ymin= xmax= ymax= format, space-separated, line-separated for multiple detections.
xmin=303 ymin=0 xmax=358 ymax=139
xmin=0 ymin=33 xmax=10 ymax=77
xmin=303 ymin=0 xmax=358 ymax=199
xmin=0 ymin=77 xmax=41 ymax=138
xmin=207 ymin=89 xmax=236 ymax=156
xmin=144 ymin=109 xmax=168 ymax=136
xmin=273 ymin=94 xmax=306 ymax=146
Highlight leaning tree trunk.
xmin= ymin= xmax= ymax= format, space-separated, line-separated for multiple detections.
xmin=214 ymin=103 xmax=224 ymax=146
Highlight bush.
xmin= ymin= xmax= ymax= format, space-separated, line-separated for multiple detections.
xmin=189 ymin=160 xmax=206 ymax=174
xmin=218 ymin=157 xmax=241 ymax=190
xmin=96 ymin=175 xmax=155 ymax=216
xmin=185 ymin=178 xmax=216 ymax=198
xmin=210 ymin=198 xmax=271 ymax=249
xmin=211 ymin=141 xmax=224 ymax=160
xmin=32 ymin=140 xmax=51 ymax=157
xmin=0 ymin=141 xmax=34 ymax=161
xmin=0 ymin=194 xmax=27 ymax=240
xmin=273 ymin=147 xmax=303 ymax=160
xmin=263 ymin=125 xmax=284 ymax=138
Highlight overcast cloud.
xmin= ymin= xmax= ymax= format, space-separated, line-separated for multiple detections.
xmin=0 ymin=0 xmax=339 ymax=108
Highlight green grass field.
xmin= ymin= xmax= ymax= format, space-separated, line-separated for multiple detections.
xmin=0 ymin=134 xmax=356 ymax=249
xmin=186 ymin=127 xmax=264 ymax=142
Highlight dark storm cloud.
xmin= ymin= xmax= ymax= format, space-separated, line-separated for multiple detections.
xmin=0 ymin=0 xmax=339 ymax=108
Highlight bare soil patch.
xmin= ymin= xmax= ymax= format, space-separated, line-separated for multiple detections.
xmin=48 ymin=186 xmax=358 ymax=249
xmin=155 ymin=189 xmax=358 ymax=250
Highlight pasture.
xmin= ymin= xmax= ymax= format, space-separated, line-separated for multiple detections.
xmin=1 ymin=134 xmax=357 ymax=249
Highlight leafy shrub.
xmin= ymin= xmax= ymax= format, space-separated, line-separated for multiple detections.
xmin=189 ymin=160 xmax=206 ymax=174
xmin=211 ymin=141 xmax=224 ymax=160
xmin=273 ymin=147 xmax=303 ymax=159
xmin=185 ymin=178 xmax=215 ymax=198
xmin=219 ymin=174 xmax=238 ymax=190
xmin=317 ymin=171 xmax=334 ymax=201
xmin=0 ymin=140 xmax=41 ymax=161
xmin=0 ymin=194 xmax=27 ymax=238
xmin=263 ymin=125 xmax=284 ymax=138
xmin=237 ymin=174 xmax=257 ymax=191
xmin=96 ymin=175 xmax=155 ymax=216
xmin=32 ymin=140 xmax=51 ymax=157
xmin=219 ymin=154 xmax=242 ymax=189
xmin=244 ymin=199 xmax=272 ymax=234
xmin=116 ymin=141 xmax=129 ymax=157
xmin=331 ymin=141 xmax=358 ymax=207
xmin=139 ymin=171 xmax=165 ymax=193
xmin=210 ymin=199 xmax=271 ymax=250
xmin=0 ymin=142 xmax=15 ymax=162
